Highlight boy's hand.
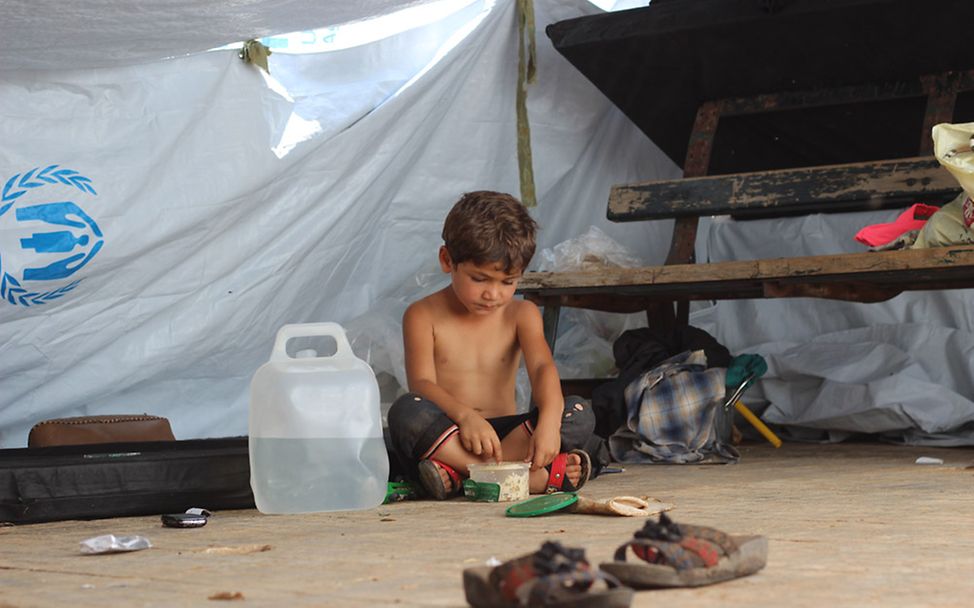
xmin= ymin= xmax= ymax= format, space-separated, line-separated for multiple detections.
xmin=525 ymin=422 xmax=560 ymax=472
xmin=457 ymin=411 xmax=503 ymax=462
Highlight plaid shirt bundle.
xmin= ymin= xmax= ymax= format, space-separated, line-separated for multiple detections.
xmin=609 ymin=350 xmax=734 ymax=464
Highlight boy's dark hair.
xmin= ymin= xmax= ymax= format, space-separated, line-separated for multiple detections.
xmin=442 ymin=190 xmax=538 ymax=272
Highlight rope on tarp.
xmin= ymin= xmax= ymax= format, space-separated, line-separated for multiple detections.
xmin=240 ymin=39 xmax=272 ymax=73
xmin=516 ymin=0 xmax=537 ymax=208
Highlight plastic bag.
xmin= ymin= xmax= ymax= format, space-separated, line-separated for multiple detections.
xmin=918 ymin=123 xmax=974 ymax=247
xmin=933 ymin=122 xmax=974 ymax=200
xmin=535 ymin=226 xmax=647 ymax=384
xmin=536 ymin=225 xmax=643 ymax=272
xmin=80 ymin=534 xmax=152 ymax=554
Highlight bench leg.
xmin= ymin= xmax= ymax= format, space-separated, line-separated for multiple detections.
xmin=676 ymin=300 xmax=689 ymax=326
xmin=541 ymin=299 xmax=561 ymax=355
xmin=645 ymin=300 xmax=690 ymax=329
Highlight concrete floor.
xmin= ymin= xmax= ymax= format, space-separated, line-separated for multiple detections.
xmin=1 ymin=441 xmax=972 ymax=608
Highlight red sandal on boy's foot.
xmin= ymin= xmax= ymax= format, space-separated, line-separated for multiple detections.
xmin=545 ymin=449 xmax=591 ymax=493
xmin=417 ymin=458 xmax=462 ymax=500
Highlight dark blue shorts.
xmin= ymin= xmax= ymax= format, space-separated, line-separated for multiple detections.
xmin=386 ymin=392 xmax=595 ymax=480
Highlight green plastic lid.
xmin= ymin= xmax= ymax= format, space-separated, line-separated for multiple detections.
xmin=505 ymin=492 xmax=578 ymax=517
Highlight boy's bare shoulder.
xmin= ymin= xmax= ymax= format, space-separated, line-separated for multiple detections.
xmin=510 ymin=297 xmax=543 ymax=328
xmin=511 ymin=297 xmax=541 ymax=317
xmin=404 ymin=288 xmax=448 ymax=321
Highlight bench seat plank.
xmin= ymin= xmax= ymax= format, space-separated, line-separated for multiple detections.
xmin=609 ymin=157 xmax=961 ymax=221
xmin=518 ymin=245 xmax=974 ymax=308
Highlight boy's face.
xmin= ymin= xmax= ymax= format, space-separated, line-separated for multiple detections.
xmin=439 ymin=247 xmax=522 ymax=315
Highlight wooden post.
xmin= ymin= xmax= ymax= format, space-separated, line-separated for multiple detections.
xmin=650 ymin=100 xmax=720 ymax=327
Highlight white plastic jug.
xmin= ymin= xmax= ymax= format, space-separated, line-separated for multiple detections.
xmin=249 ymin=323 xmax=388 ymax=513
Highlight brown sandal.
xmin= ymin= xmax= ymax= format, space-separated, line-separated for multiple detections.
xmin=600 ymin=513 xmax=768 ymax=588
xmin=463 ymin=541 xmax=632 ymax=607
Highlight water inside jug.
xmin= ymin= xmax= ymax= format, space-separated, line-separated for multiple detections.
xmin=249 ymin=323 xmax=389 ymax=513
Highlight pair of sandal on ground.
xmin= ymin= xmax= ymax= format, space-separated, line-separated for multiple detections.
xmin=418 ymin=449 xmax=592 ymax=499
xmin=463 ymin=513 xmax=769 ymax=607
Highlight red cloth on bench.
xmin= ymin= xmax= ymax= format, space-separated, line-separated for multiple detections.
xmin=855 ymin=203 xmax=940 ymax=247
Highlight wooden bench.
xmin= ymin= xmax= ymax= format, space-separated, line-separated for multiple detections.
xmin=517 ymin=54 xmax=974 ymax=360
xmin=529 ymin=2 xmax=974 ymax=428
xmin=518 ymin=155 xmax=974 ymax=354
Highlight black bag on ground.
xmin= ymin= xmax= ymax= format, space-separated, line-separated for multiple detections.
xmin=0 ymin=437 xmax=254 ymax=524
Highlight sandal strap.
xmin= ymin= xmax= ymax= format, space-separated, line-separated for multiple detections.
xmin=528 ymin=569 xmax=616 ymax=607
xmin=489 ymin=541 xmax=597 ymax=604
xmin=676 ymin=523 xmax=739 ymax=555
xmin=488 ymin=554 xmax=536 ymax=603
xmin=613 ymin=513 xmax=740 ymax=571
xmin=546 ymin=453 xmax=569 ymax=492
xmin=545 ymin=450 xmax=591 ymax=493
xmin=636 ymin=513 xmax=737 ymax=555
xmin=527 ymin=545 xmax=625 ymax=607
xmin=613 ymin=538 xmax=699 ymax=570
xmin=433 ymin=459 xmax=462 ymax=489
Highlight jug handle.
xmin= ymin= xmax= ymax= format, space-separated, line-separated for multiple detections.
xmin=269 ymin=323 xmax=355 ymax=362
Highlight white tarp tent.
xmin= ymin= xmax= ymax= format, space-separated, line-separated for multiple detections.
xmin=1 ymin=0 xmax=971 ymax=449
xmin=0 ymin=0 xmax=677 ymax=448
xmin=3 ymin=1 xmax=453 ymax=71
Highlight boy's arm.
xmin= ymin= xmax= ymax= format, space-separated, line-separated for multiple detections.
xmin=403 ymin=301 xmax=502 ymax=460
xmin=516 ymin=300 xmax=565 ymax=471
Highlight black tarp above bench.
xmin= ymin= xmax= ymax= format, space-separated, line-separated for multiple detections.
xmin=547 ymin=0 xmax=974 ymax=170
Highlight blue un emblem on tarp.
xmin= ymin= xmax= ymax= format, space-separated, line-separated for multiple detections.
xmin=0 ymin=166 xmax=103 ymax=307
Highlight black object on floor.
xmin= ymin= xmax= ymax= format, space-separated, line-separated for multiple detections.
xmin=0 ymin=437 xmax=254 ymax=524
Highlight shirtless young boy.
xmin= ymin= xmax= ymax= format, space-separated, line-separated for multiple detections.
xmin=386 ymin=191 xmax=595 ymax=499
